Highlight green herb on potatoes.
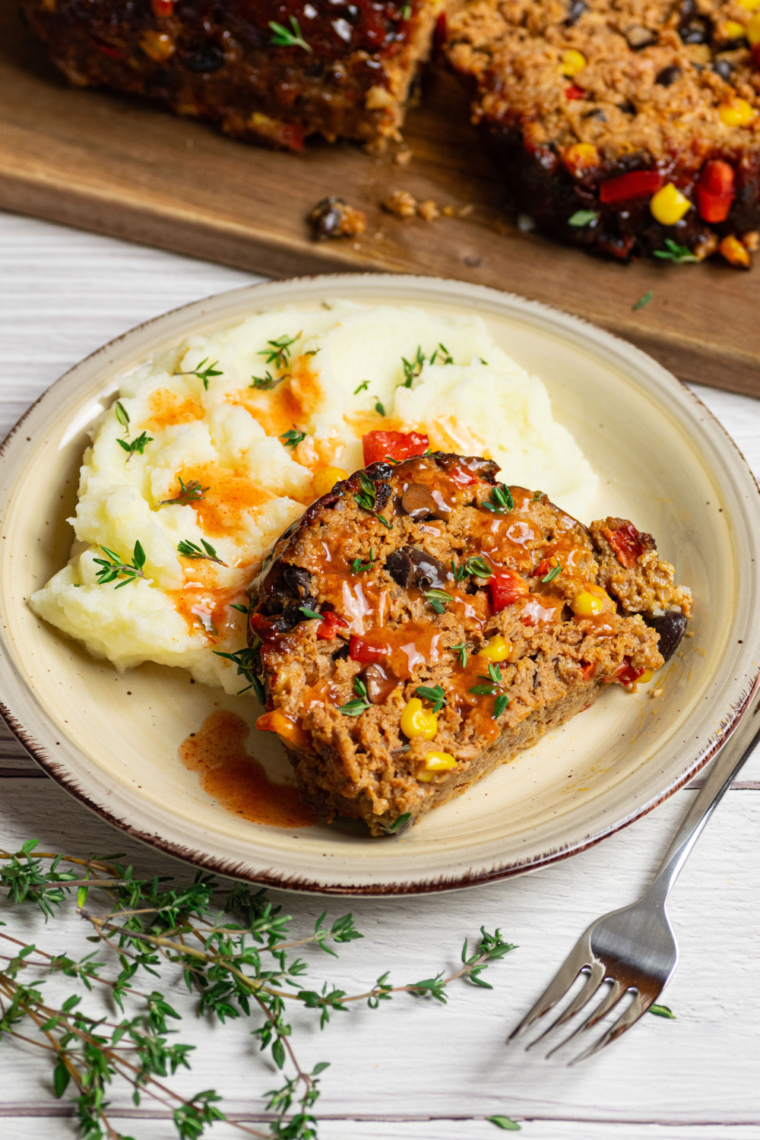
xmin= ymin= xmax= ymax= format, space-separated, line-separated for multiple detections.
xmin=93 ymin=541 xmax=147 ymax=588
xmin=177 ymin=539 xmax=227 ymax=566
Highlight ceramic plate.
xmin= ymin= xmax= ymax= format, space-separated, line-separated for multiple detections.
xmin=1 ymin=275 xmax=758 ymax=895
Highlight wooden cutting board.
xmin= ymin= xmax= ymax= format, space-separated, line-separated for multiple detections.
xmin=1 ymin=6 xmax=758 ymax=398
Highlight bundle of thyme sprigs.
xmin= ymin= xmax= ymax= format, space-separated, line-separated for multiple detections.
xmin=0 ymin=841 xmax=517 ymax=1140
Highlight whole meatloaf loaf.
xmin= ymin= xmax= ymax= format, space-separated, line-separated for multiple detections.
xmin=20 ymin=0 xmax=446 ymax=150
xmin=446 ymin=0 xmax=760 ymax=265
xmin=249 ymin=448 xmax=691 ymax=835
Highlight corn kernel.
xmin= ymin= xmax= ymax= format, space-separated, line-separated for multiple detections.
xmin=719 ymin=234 xmax=752 ymax=267
xmin=139 ymin=30 xmax=175 ymax=62
xmin=478 ymin=634 xmax=512 ymax=662
xmin=718 ymin=97 xmax=756 ymax=127
xmin=638 ymin=669 xmax=655 ymax=684
xmin=572 ymin=590 xmax=605 ymax=617
xmin=256 ymin=710 xmax=311 ymax=749
xmin=561 ymin=49 xmax=587 ymax=77
xmin=313 ymin=467 xmax=348 ymax=497
xmin=650 ymin=183 xmax=692 ymax=225
xmin=739 ymin=0 xmax=760 ymax=11
xmin=400 ymin=698 xmax=438 ymax=740
xmin=748 ymin=13 xmax=760 ymax=43
xmin=563 ymin=143 xmax=600 ymax=175
xmin=724 ymin=19 xmax=747 ymax=37
xmin=417 ymin=751 xmax=457 ymax=782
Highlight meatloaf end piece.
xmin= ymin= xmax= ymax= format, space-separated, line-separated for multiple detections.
xmin=445 ymin=0 xmax=760 ymax=266
xmin=249 ymin=453 xmax=691 ymax=835
xmin=20 ymin=0 xmax=447 ymax=150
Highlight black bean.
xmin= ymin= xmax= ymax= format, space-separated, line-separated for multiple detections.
xmin=305 ymin=61 xmax=325 ymax=79
xmin=282 ymin=565 xmax=313 ymax=599
xmin=713 ymin=59 xmax=734 ymax=80
xmin=583 ymin=108 xmax=607 ymax=121
xmin=385 ymin=550 xmax=413 ymax=587
xmin=618 ymin=100 xmax=637 ymax=115
xmin=565 ymin=0 xmax=588 ymax=26
xmin=645 ymin=611 xmax=688 ymax=661
xmin=309 ymin=197 xmax=349 ymax=240
xmin=656 ymin=65 xmax=682 ymax=86
xmin=184 ymin=45 xmax=225 ymax=72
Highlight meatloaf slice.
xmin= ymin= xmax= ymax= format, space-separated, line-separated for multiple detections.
xmin=20 ymin=0 xmax=445 ymax=150
xmin=249 ymin=453 xmax=691 ymax=835
xmin=445 ymin=0 xmax=760 ymax=266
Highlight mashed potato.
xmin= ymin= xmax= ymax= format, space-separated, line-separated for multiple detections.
xmin=30 ymin=301 xmax=597 ymax=693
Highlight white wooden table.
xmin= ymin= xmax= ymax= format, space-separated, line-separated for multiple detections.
xmin=1 ymin=210 xmax=759 ymax=1140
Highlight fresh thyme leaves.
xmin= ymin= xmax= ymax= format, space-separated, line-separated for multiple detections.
xmin=353 ymin=380 xmax=370 ymax=394
xmin=388 ymin=812 xmax=412 ymax=832
xmin=0 ymin=844 xmax=518 ymax=1140
xmin=374 ymin=398 xmax=386 ymax=416
xmin=401 ymin=346 xmax=426 ymax=387
xmin=415 ymin=684 xmax=446 ymax=713
xmin=338 ymin=676 xmax=371 ymax=716
xmin=213 ymin=645 xmax=264 ymax=698
xmin=425 ymin=588 xmax=452 ymax=614
xmin=451 ymin=642 xmax=468 ymax=667
xmin=269 ymin=17 xmax=312 ymax=52
xmin=568 ymin=209 xmax=598 ymax=227
xmin=258 ymin=332 xmax=301 ymax=368
xmin=470 ymin=663 xmax=503 ymax=694
xmin=482 ymin=483 xmax=514 ymax=514
xmin=493 ymin=693 xmax=510 ymax=719
xmin=280 ymin=427 xmax=307 ymax=450
xmin=159 ymin=476 xmax=209 ymax=507
xmin=350 ymin=548 xmax=374 ymax=574
xmin=488 ymin=1116 xmax=522 ymax=1131
xmin=250 ymin=370 xmax=286 ymax=390
xmin=117 ymin=430 xmax=153 ymax=460
xmin=654 ymin=239 xmax=699 ymax=264
xmin=300 ymin=606 xmax=323 ymax=621
xmin=429 ymin=343 xmax=454 ymax=365
xmin=460 ymin=555 xmax=492 ymax=580
xmin=541 ymin=561 xmax=562 ymax=583
xmin=401 ymin=2 xmax=411 ymax=17
xmin=633 ymin=289 xmax=654 ymax=311
xmin=355 ymin=473 xmax=378 ymax=512
xmin=377 ymin=515 xmax=393 ymax=530
xmin=114 ymin=400 xmax=130 ymax=435
xmin=94 ymin=542 xmax=147 ymax=588
xmin=649 ymin=1003 xmax=676 ymax=1019
xmin=533 ymin=490 xmax=542 ymax=500
xmin=229 ymin=601 xmax=250 ymax=615
xmin=177 ymin=539 xmax=228 ymax=566
xmin=174 ymin=357 xmax=223 ymax=390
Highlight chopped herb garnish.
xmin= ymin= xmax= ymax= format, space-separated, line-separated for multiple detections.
xmin=429 ymin=343 xmax=454 ymax=365
xmin=488 ymin=1116 xmax=522 ymax=1131
xmin=117 ymin=430 xmax=153 ymax=461
xmin=355 ymin=472 xmax=378 ymax=512
xmin=533 ymin=490 xmax=542 ymax=500
xmin=541 ymin=561 xmax=562 ymax=583
xmin=425 ymin=588 xmax=452 ymax=614
xmin=633 ymin=289 xmax=654 ymax=311
xmin=649 ymin=1004 xmax=676 ymax=1019
xmin=415 ymin=684 xmax=446 ymax=713
xmin=338 ymin=676 xmax=371 ymax=716
xmin=94 ymin=541 xmax=147 ymax=589
xmin=654 ymin=239 xmax=699 ymax=264
xmin=280 ymin=427 xmax=307 ymax=450
xmin=470 ymin=663 xmax=503 ymax=696
xmin=177 ymin=538 xmax=227 ymax=566
xmin=229 ymin=601 xmax=250 ymax=615
xmin=389 ymin=811 xmax=412 ymax=832
xmin=452 ymin=555 xmax=492 ymax=582
xmin=401 ymin=346 xmax=426 ymax=388
xmin=258 ymin=332 xmax=301 ymax=368
xmin=300 ymin=606 xmax=323 ymax=621
xmin=158 ymin=476 xmax=209 ymax=507
xmin=114 ymin=401 xmax=130 ymax=435
xmin=374 ymin=398 xmax=386 ymax=416
xmin=213 ymin=644 xmax=264 ymax=698
xmin=354 ymin=380 xmax=370 ymax=394
xmin=377 ymin=515 xmax=393 ymax=530
xmin=451 ymin=642 xmax=468 ymax=667
xmin=482 ymin=483 xmax=514 ymax=514
xmin=568 ymin=209 xmax=599 ymax=227
xmin=469 ymin=683 xmax=497 ymax=696
xmin=269 ymin=17 xmax=312 ymax=52
xmin=250 ymin=370 xmax=286 ymax=390
xmin=493 ymin=693 xmax=510 ymax=719
xmin=351 ymin=548 xmax=375 ymax=574
xmin=173 ymin=357 xmax=223 ymax=390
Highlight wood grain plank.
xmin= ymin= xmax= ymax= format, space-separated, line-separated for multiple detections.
xmin=2 ymin=9 xmax=760 ymax=397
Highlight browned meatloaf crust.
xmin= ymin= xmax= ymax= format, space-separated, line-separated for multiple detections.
xmin=248 ymin=452 xmax=691 ymax=835
xmin=20 ymin=0 xmax=445 ymax=150
xmin=445 ymin=0 xmax=760 ymax=265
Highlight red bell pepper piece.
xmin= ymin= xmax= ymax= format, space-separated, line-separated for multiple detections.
xmin=362 ymin=430 xmax=429 ymax=466
xmin=151 ymin=0 xmax=174 ymax=16
xmin=601 ymin=523 xmax=646 ymax=568
xmin=565 ymin=85 xmax=585 ymax=100
xmin=349 ymin=636 xmax=389 ymax=663
xmin=616 ymin=656 xmax=645 ymax=686
xmin=317 ymin=611 xmax=348 ymax=640
xmin=697 ymin=160 xmax=735 ymax=223
xmin=487 ymin=570 xmax=529 ymax=613
xmin=90 ymin=37 xmax=125 ymax=60
xmin=250 ymin=613 xmax=281 ymax=644
xmin=600 ymin=170 xmax=664 ymax=204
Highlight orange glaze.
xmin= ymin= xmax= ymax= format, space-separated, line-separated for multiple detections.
xmin=229 ymin=357 xmax=323 ymax=442
xmin=143 ymin=388 xmax=205 ymax=432
xmin=347 ymin=411 xmax=404 ymax=439
xmin=169 ymin=577 xmax=249 ymax=639
xmin=518 ymin=595 xmax=565 ymax=627
xmin=180 ymin=710 xmax=315 ymax=828
xmin=173 ymin=462 xmax=275 ymax=538
xmin=446 ymin=653 xmax=501 ymax=744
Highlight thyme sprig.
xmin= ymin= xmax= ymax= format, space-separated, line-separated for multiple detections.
xmin=451 ymin=641 xmax=468 ymax=667
xmin=338 ymin=676 xmax=371 ymax=717
xmin=93 ymin=542 xmax=147 ymax=588
xmin=178 ymin=539 xmax=227 ymax=567
xmin=159 ymin=477 xmax=209 ymax=507
xmin=482 ymin=484 xmax=514 ymax=514
xmin=401 ymin=346 xmax=426 ymax=387
xmin=350 ymin=548 xmax=374 ymax=574
xmin=269 ymin=18 xmax=312 ymax=52
xmin=250 ymin=371 xmax=286 ymax=391
xmin=469 ymin=663 xmax=509 ymax=719
xmin=424 ymin=588 xmax=452 ymax=614
xmin=114 ymin=401 xmax=130 ymax=436
xmin=429 ymin=343 xmax=454 ymax=365
xmin=259 ymin=333 xmax=301 ymax=369
xmin=654 ymin=239 xmax=699 ymax=264
xmin=213 ymin=644 xmax=265 ymax=700
xmin=415 ymin=684 xmax=446 ymax=713
xmin=117 ymin=430 xmax=153 ymax=461
xmin=174 ymin=358 xmax=223 ymax=390
xmin=452 ymin=555 xmax=492 ymax=582
xmin=541 ymin=560 xmax=562 ymax=583
xmin=280 ymin=427 xmax=307 ymax=451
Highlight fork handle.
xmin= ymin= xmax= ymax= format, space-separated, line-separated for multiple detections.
xmin=648 ymin=673 xmax=760 ymax=902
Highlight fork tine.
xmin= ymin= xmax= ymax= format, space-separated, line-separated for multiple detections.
xmin=508 ymin=946 xmax=592 ymax=1043
xmin=545 ymin=978 xmax=629 ymax=1059
xmin=568 ymin=990 xmax=660 ymax=1066
xmin=526 ymin=959 xmax=606 ymax=1050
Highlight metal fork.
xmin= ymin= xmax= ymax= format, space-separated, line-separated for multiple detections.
xmin=509 ymin=675 xmax=760 ymax=1064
